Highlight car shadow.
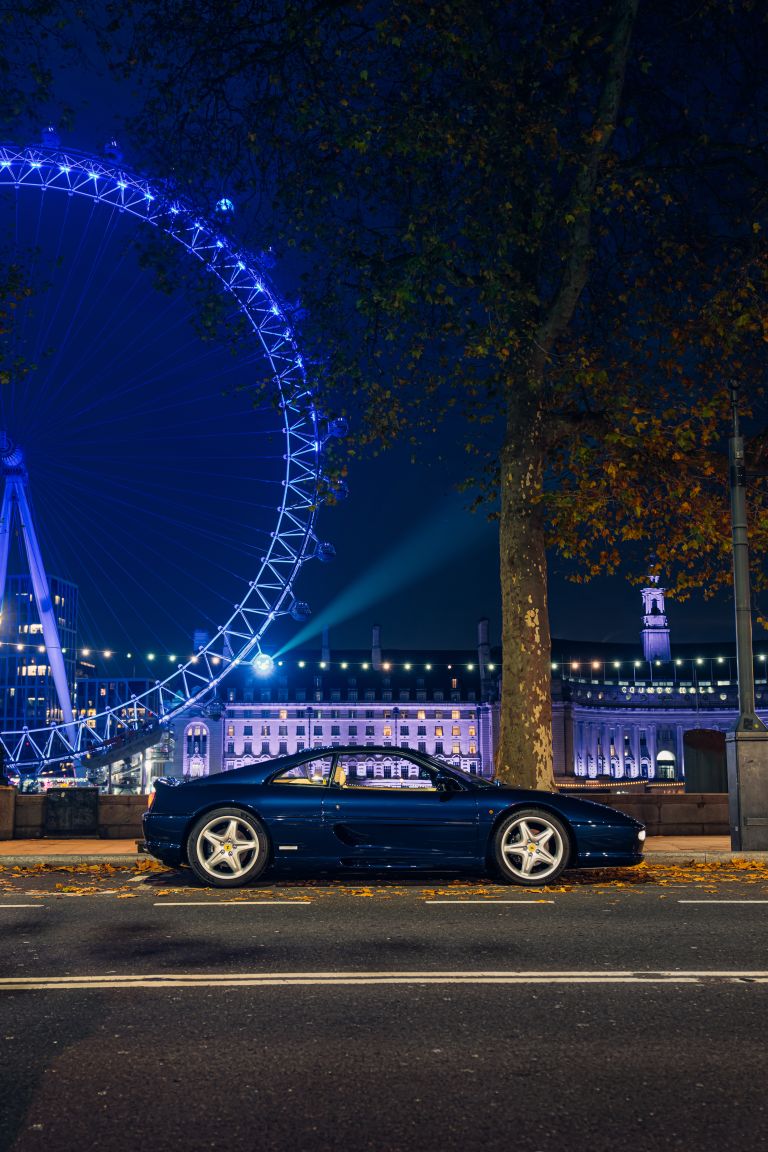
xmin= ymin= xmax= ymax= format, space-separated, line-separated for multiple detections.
xmin=137 ymin=863 xmax=647 ymax=890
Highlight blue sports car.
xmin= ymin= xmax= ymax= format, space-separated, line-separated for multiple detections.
xmin=142 ymin=746 xmax=645 ymax=887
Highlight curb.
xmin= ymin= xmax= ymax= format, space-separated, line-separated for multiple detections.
xmin=643 ymin=851 xmax=768 ymax=864
xmin=0 ymin=852 xmax=767 ymax=868
xmin=0 ymin=854 xmax=143 ymax=867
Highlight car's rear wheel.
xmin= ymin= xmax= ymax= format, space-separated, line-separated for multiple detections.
xmin=493 ymin=808 xmax=569 ymax=885
xmin=186 ymin=807 xmax=269 ymax=887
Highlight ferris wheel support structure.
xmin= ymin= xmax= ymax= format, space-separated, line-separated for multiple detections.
xmin=0 ymin=435 xmax=75 ymax=736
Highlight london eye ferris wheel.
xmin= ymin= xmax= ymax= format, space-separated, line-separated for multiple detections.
xmin=0 ymin=132 xmax=338 ymax=770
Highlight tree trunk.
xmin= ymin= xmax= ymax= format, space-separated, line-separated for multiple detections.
xmin=496 ymin=394 xmax=554 ymax=791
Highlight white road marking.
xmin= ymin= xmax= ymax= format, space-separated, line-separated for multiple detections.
xmin=0 ymin=904 xmax=40 ymax=909
xmin=1 ymin=970 xmax=767 ymax=991
xmin=425 ymin=899 xmax=554 ymax=905
xmin=153 ymin=900 xmax=312 ymax=907
xmin=678 ymin=900 xmax=768 ymax=905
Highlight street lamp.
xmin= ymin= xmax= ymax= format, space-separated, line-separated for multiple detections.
xmin=726 ymin=380 xmax=768 ymax=850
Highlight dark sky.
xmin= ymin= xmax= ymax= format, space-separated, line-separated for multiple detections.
xmin=0 ymin=34 xmax=742 ymax=663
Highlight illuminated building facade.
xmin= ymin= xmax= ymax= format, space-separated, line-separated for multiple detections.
xmin=0 ymin=574 xmax=78 ymax=731
xmin=169 ymin=621 xmax=498 ymax=781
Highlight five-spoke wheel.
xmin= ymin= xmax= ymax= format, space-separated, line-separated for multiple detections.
xmin=186 ymin=807 xmax=269 ymax=887
xmin=493 ymin=807 xmax=569 ymax=885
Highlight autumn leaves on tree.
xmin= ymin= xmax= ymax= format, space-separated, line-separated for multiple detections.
xmin=6 ymin=0 xmax=768 ymax=785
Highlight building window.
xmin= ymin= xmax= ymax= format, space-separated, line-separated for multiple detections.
xmin=261 ymin=724 xmax=270 ymax=736
xmin=383 ymin=725 xmax=392 ymax=738
xmin=296 ymin=725 xmax=306 ymax=736
xmin=418 ymin=741 xmax=427 ymax=753
xmin=227 ymin=724 xmax=235 ymax=737
xmin=452 ymin=725 xmax=460 ymax=737
xmin=348 ymin=725 xmax=358 ymax=735
xmin=417 ymin=709 xmax=426 ymax=720
xmin=261 ymin=741 xmax=270 ymax=755
xmin=452 ymin=743 xmax=460 ymax=755
xmin=435 ymin=742 xmax=444 ymax=755
xmin=331 ymin=725 xmax=340 ymax=736
xmin=279 ymin=709 xmax=288 ymax=720
xmin=418 ymin=725 xmax=426 ymax=736
xmin=451 ymin=710 xmax=460 ymax=720
xmin=227 ymin=741 xmax=235 ymax=754
xmin=400 ymin=725 xmax=409 ymax=735
xmin=468 ymin=725 xmax=476 ymax=737
xmin=365 ymin=725 xmax=374 ymax=736
xmin=435 ymin=726 xmax=443 ymax=738
xmin=243 ymin=724 xmax=253 ymax=736
xmin=313 ymin=725 xmax=323 ymax=736
xmin=279 ymin=741 xmax=288 ymax=755
xmin=279 ymin=724 xmax=288 ymax=736
xmin=469 ymin=743 xmax=477 ymax=755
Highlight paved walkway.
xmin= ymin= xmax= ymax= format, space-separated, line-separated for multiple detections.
xmin=0 ymin=835 xmax=765 ymax=865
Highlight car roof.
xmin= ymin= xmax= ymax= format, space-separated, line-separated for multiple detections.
xmin=207 ymin=746 xmax=480 ymax=786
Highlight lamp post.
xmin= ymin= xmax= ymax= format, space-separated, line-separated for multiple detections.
xmin=725 ymin=381 xmax=768 ymax=850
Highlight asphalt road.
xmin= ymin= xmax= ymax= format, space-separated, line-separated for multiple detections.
xmin=0 ymin=862 xmax=766 ymax=1152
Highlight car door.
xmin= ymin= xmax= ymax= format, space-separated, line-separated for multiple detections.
xmin=261 ymin=754 xmax=335 ymax=859
xmin=324 ymin=752 xmax=479 ymax=864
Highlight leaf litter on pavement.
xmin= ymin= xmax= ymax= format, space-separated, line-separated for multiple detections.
xmin=0 ymin=857 xmax=766 ymax=899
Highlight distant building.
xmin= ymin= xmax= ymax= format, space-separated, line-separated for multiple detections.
xmin=169 ymin=621 xmax=498 ymax=781
xmin=0 ymin=574 xmax=77 ymax=731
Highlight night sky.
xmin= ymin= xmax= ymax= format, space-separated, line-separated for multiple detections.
xmin=0 ymin=33 xmax=742 ymax=663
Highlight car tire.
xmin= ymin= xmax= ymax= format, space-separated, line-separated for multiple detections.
xmin=186 ymin=807 xmax=269 ymax=888
xmin=492 ymin=807 xmax=570 ymax=886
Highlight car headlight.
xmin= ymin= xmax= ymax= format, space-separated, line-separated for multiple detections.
xmin=638 ymin=829 xmax=646 ymax=842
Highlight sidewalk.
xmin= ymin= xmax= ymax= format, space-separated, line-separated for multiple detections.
xmin=0 ymin=836 xmax=766 ymax=866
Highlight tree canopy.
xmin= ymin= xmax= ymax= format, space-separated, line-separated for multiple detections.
xmin=9 ymin=0 xmax=768 ymax=785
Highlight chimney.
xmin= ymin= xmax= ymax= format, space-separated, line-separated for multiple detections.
xmin=372 ymin=624 xmax=382 ymax=671
xmin=321 ymin=627 xmax=330 ymax=664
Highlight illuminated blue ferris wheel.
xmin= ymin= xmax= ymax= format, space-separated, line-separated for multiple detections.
xmin=0 ymin=136 xmax=336 ymax=768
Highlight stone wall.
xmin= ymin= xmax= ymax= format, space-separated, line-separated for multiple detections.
xmin=0 ymin=787 xmax=728 ymax=839
xmin=578 ymin=791 xmax=729 ymax=836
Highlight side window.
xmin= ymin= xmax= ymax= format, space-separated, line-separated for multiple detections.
xmin=334 ymin=753 xmax=437 ymax=790
xmin=270 ymin=756 xmax=333 ymax=786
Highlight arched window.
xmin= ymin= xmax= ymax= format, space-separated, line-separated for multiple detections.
xmin=184 ymin=722 xmax=210 ymax=777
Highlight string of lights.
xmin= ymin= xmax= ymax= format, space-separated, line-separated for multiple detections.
xmin=5 ymin=636 xmax=768 ymax=677
xmin=0 ymin=639 xmax=498 ymax=672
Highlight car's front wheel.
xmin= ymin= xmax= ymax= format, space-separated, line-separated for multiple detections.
xmin=493 ymin=808 xmax=569 ymax=885
xmin=186 ymin=807 xmax=269 ymax=887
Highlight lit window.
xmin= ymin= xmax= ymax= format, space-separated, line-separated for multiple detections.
xmin=469 ymin=743 xmax=477 ymax=755
xmin=227 ymin=724 xmax=234 ymax=737
xmin=279 ymin=709 xmax=288 ymax=720
xmin=383 ymin=725 xmax=392 ymax=737
xmin=452 ymin=743 xmax=460 ymax=755
xmin=435 ymin=726 xmax=443 ymax=738
xmin=468 ymin=725 xmax=476 ymax=737
xmin=417 ymin=709 xmax=426 ymax=720
xmin=452 ymin=725 xmax=460 ymax=736
xmin=451 ymin=710 xmax=460 ymax=720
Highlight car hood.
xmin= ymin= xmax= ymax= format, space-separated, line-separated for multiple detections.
xmin=492 ymin=785 xmax=643 ymax=829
